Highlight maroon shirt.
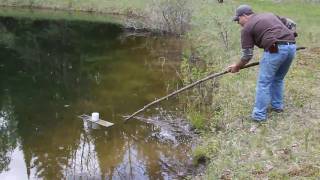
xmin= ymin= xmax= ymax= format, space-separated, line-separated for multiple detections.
xmin=241 ymin=13 xmax=295 ymax=50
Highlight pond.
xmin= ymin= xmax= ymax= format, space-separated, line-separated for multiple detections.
xmin=0 ymin=11 xmax=195 ymax=180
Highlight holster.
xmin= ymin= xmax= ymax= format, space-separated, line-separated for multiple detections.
xmin=267 ymin=44 xmax=279 ymax=53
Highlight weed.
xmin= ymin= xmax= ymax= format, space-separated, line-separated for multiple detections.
xmin=187 ymin=110 xmax=206 ymax=130
xmin=192 ymin=138 xmax=219 ymax=165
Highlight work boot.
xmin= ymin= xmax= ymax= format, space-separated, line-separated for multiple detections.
xmin=268 ymin=107 xmax=284 ymax=113
xmin=271 ymin=108 xmax=284 ymax=113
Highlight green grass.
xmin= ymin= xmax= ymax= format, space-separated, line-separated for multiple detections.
xmin=0 ymin=0 xmax=148 ymax=13
xmin=183 ymin=0 xmax=320 ymax=178
xmin=0 ymin=0 xmax=150 ymax=24
xmin=0 ymin=6 xmax=123 ymax=23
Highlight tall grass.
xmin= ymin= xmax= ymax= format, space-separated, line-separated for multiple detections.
xmin=124 ymin=0 xmax=192 ymax=35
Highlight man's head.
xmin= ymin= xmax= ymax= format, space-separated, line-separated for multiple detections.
xmin=233 ymin=5 xmax=254 ymax=26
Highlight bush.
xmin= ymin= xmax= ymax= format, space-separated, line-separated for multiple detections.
xmin=125 ymin=0 xmax=193 ymax=35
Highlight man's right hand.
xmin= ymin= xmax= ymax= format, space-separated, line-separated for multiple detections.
xmin=227 ymin=63 xmax=241 ymax=73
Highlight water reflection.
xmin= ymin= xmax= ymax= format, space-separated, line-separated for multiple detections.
xmin=0 ymin=94 xmax=18 ymax=173
xmin=0 ymin=15 xmax=189 ymax=179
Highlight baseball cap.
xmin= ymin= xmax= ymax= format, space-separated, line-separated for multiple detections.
xmin=233 ymin=4 xmax=253 ymax=21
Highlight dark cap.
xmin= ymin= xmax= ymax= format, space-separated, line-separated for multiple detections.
xmin=233 ymin=4 xmax=253 ymax=21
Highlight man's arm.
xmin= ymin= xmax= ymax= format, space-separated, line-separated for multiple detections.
xmin=228 ymin=48 xmax=253 ymax=73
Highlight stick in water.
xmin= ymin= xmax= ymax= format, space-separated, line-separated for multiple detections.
xmin=124 ymin=62 xmax=258 ymax=121
xmin=124 ymin=47 xmax=306 ymax=121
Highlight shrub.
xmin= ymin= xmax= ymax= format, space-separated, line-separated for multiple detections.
xmin=125 ymin=0 xmax=193 ymax=35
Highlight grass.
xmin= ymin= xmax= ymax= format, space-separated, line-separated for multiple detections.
xmin=0 ymin=0 xmax=150 ymax=24
xmin=182 ymin=0 xmax=320 ymax=178
xmin=0 ymin=0 xmax=192 ymax=35
xmin=0 ymin=0 xmax=148 ymax=14
xmin=0 ymin=6 xmax=123 ymax=23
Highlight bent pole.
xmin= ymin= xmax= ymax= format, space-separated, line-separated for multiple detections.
xmin=124 ymin=46 xmax=306 ymax=122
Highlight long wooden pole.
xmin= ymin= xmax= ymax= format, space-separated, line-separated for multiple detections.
xmin=124 ymin=62 xmax=258 ymax=121
xmin=124 ymin=47 xmax=306 ymax=122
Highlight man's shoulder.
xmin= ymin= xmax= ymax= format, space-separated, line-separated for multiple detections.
xmin=256 ymin=12 xmax=274 ymax=16
xmin=253 ymin=13 xmax=276 ymax=20
xmin=245 ymin=13 xmax=278 ymax=29
xmin=242 ymin=14 xmax=261 ymax=31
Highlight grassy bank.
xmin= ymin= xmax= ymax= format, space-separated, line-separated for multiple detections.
xmin=183 ymin=0 xmax=320 ymax=178
xmin=1 ymin=0 xmax=319 ymax=178
xmin=0 ymin=1 xmax=148 ymax=24
xmin=0 ymin=0 xmax=147 ymax=14
xmin=0 ymin=0 xmax=192 ymax=35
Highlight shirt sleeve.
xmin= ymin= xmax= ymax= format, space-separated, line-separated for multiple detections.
xmin=241 ymin=48 xmax=254 ymax=62
xmin=241 ymin=28 xmax=254 ymax=49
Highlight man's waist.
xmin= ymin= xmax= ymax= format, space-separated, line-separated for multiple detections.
xmin=265 ymin=41 xmax=295 ymax=52
xmin=275 ymin=41 xmax=296 ymax=45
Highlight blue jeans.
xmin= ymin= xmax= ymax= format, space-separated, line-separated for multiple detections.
xmin=252 ymin=44 xmax=296 ymax=121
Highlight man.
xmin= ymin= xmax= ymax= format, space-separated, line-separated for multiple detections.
xmin=228 ymin=5 xmax=296 ymax=121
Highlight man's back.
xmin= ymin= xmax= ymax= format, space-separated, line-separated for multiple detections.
xmin=241 ymin=13 xmax=295 ymax=50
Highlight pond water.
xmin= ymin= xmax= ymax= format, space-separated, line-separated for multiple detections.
xmin=0 ymin=13 xmax=194 ymax=180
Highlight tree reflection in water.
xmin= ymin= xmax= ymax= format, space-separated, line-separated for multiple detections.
xmin=0 ymin=15 xmax=189 ymax=179
xmin=0 ymin=95 xmax=18 ymax=173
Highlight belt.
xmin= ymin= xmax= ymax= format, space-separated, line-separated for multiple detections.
xmin=276 ymin=41 xmax=296 ymax=45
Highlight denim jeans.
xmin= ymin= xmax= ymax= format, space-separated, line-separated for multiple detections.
xmin=252 ymin=44 xmax=296 ymax=121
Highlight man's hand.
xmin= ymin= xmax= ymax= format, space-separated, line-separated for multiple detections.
xmin=227 ymin=63 xmax=241 ymax=73
xmin=227 ymin=60 xmax=249 ymax=73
